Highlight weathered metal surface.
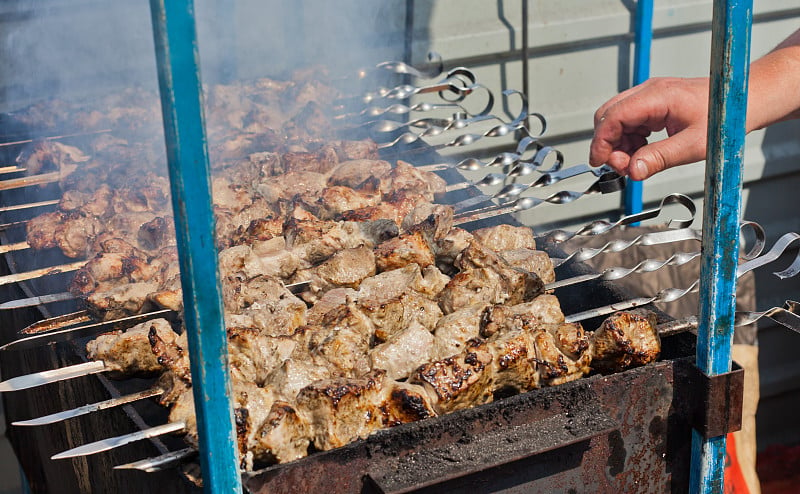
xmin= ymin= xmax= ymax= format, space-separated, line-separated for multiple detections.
xmin=691 ymin=0 xmax=753 ymax=492
xmin=681 ymin=362 xmax=744 ymax=439
xmin=243 ymin=344 xmax=696 ymax=494
xmin=147 ymin=0 xmax=242 ymax=492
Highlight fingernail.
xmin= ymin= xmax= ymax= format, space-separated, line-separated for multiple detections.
xmin=631 ymin=159 xmax=648 ymax=178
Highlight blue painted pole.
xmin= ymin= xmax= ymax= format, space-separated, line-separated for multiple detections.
xmin=148 ymin=1 xmax=243 ymax=492
xmin=689 ymin=1 xmax=752 ymax=493
xmin=624 ymin=0 xmax=653 ymax=218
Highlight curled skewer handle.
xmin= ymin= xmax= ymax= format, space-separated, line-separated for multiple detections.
xmin=547 ymin=250 xmax=702 ymax=290
xmin=544 ymin=193 xmax=697 ymax=244
xmin=735 ymin=301 xmax=800 ymax=332
xmin=736 ymin=232 xmax=800 ymax=278
xmin=565 ymin=232 xmax=800 ymax=325
xmin=453 ymin=171 xmax=625 ymax=224
xmin=375 ymin=52 xmax=444 ymax=79
xmin=553 ymin=221 xmax=766 ymax=268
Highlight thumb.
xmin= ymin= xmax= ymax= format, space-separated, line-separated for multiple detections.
xmin=627 ymin=128 xmax=706 ymax=180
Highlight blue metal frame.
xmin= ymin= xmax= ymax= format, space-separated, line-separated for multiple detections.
xmin=624 ymin=0 xmax=653 ymax=218
xmin=690 ymin=1 xmax=752 ymax=492
xmin=148 ymin=1 xmax=243 ymax=492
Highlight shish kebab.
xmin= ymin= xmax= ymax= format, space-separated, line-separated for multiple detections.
xmin=14 ymin=226 xmax=798 ymax=470
xmin=0 ymin=190 xmax=699 ymax=341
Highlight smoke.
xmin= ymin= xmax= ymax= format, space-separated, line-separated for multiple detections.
xmin=0 ymin=1 xmax=414 ymax=112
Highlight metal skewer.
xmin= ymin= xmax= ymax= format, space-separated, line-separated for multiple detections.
xmin=114 ymin=448 xmax=196 ymax=472
xmin=453 ymin=170 xmax=625 ymax=225
xmin=1 ymin=309 xmax=177 ymax=352
xmin=51 ymin=421 xmax=186 ymax=460
xmin=0 ymin=260 xmax=86 ymax=287
xmin=0 ymin=129 xmax=111 ymax=148
xmin=13 ymin=387 xmax=164 ymax=426
xmin=564 ymin=231 xmax=800 ymax=323
xmin=0 ymin=360 xmax=107 ymax=392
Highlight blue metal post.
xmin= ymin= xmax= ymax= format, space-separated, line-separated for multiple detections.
xmin=624 ymin=0 xmax=653 ymax=218
xmin=148 ymin=1 xmax=243 ymax=492
xmin=689 ymin=1 xmax=752 ymax=493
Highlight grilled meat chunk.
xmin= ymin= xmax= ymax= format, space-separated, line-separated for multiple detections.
xmin=480 ymin=294 xmax=565 ymax=338
xmin=374 ymin=230 xmax=435 ymax=272
xmin=472 ymin=224 xmax=537 ymax=251
xmin=295 ymin=370 xmax=386 ymax=450
xmin=590 ymin=309 xmax=660 ymax=374
xmin=85 ymin=318 xmax=177 ymax=376
xmin=531 ymin=323 xmax=592 ymax=386
xmin=487 ymin=327 xmax=539 ymax=392
xmin=327 ymin=159 xmax=391 ymax=189
xmin=432 ymin=304 xmax=488 ymax=360
xmin=313 ymin=302 xmax=373 ymax=376
xmin=369 ymin=320 xmax=435 ymax=380
xmin=498 ymin=248 xmax=556 ymax=285
xmin=410 ymin=338 xmax=494 ymax=414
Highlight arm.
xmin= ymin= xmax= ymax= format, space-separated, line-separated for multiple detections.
xmin=589 ymin=28 xmax=800 ymax=180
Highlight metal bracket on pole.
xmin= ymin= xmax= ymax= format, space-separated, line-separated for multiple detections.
xmin=684 ymin=362 xmax=744 ymax=439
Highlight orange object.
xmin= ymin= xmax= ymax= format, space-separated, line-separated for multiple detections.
xmin=725 ymin=432 xmax=750 ymax=494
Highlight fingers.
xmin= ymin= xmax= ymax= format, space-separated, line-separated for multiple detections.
xmin=626 ymin=127 xmax=707 ymax=180
xmin=590 ymin=77 xmax=709 ymax=178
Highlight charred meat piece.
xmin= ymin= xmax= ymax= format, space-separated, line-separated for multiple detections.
xmin=439 ymin=241 xmax=544 ymax=314
xmin=434 ymin=227 xmax=474 ymax=275
xmin=480 ymin=294 xmax=565 ymax=338
xmin=311 ymin=186 xmax=381 ymax=219
xmin=295 ymin=246 xmax=376 ymax=302
xmin=227 ymin=326 xmax=298 ymax=385
xmin=374 ymin=230 xmax=435 ymax=272
xmin=16 ymin=140 xmax=89 ymax=176
xmin=487 ymin=327 xmax=539 ymax=393
xmin=410 ymin=338 xmax=494 ymax=414
xmin=380 ymin=381 xmax=438 ymax=427
xmin=313 ymin=302 xmax=373 ymax=376
xmin=85 ymin=318 xmax=177 ymax=376
xmin=531 ymin=323 xmax=592 ymax=386
xmin=379 ymin=160 xmax=446 ymax=202
xmin=432 ymin=304 xmax=488 ymax=360
xmin=281 ymin=145 xmax=339 ymax=175
xmin=251 ymin=400 xmax=311 ymax=465
xmin=284 ymin=218 xmax=397 ymax=265
xmin=295 ymin=370 xmax=386 ymax=450
xmin=590 ymin=309 xmax=660 ymax=374
xmin=256 ymin=171 xmax=328 ymax=204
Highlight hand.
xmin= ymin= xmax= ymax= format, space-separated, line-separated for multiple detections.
xmin=589 ymin=77 xmax=710 ymax=180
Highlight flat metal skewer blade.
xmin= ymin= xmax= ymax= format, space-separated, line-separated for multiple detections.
xmin=2 ymin=309 xmax=176 ymax=352
xmin=0 ymin=360 xmax=107 ymax=392
xmin=0 ymin=199 xmax=58 ymax=213
xmin=0 ymin=128 xmax=111 ymax=148
xmin=0 ymin=171 xmax=61 ymax=191
xmin=52 ymin=421 xmax=186 ymax=460
xmin=13 ymin=388 xmax=164 ymax=426
xmin=114 ymin=448 xmax=196 ymax=472
xmin=0 ymin=260 xmax=86 ymax=287
xmin=286 ymin=280 xmax=311 ymax=294
xmin=19 ymin=310 xmax=92 ymax=335
xmin=0 ymin=241 xmax=30 ymax=255
xmin=0 ymin=291 xmax=75 ymax=311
